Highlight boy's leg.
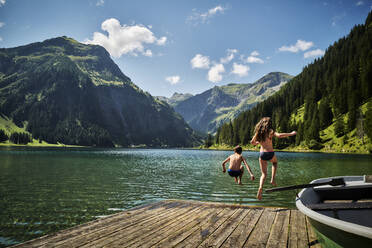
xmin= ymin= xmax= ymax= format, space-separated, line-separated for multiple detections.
xmin=238 ymin=165 xmax=244 ymax=184
xmin=257 ymin=158 xmax=267 ymax=200
xmin=270 ymin=155 xmax=278 ymax=186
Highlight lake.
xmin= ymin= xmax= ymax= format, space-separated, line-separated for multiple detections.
xmin=0 ymin=147 xmax=371 ymax=247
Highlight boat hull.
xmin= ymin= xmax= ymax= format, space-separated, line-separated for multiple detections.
xmin=296 ymin=176 xmax=372 ymax=248
xmin=308 ymin=216 xmax=372 ymax=247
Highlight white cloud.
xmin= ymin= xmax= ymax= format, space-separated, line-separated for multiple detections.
xmin=85 ymin=18 xmax=167 ymax=58
xmin=165 ymin=75 xmax=181 ymax=85
xmin=0 ymin=22 xmax=4 ymax=28
xmin=187 ymin=5 xmax=227 ymax=24
xmin=190 ymin=54 xmax=210 ymax=69
xmin=0 ymin=37 xmax=3 ymax=42
xmin=208 ymin=64 xmax=225 ymax=83
xmin=279 ymin=40 xmax=314 ymax=53
xmin=243 ymin=50 xmax=264 ymax=64
xmin=231 ymin=63 xmax=249 ymax=77
xmin=246 ymin=56 xmax=264 ymax=64
xmin=250 ymin=50 xmax=259 ymax=57
xmin=96 ymin=0 xmax=104 ymax=6
xmin=157 ymin=36 xmax=167 ymax=46
xmin=0 ymin=0 xmax=5 ymax=7
xmin=144 ymin=49 xmax=153 ymax=57
xmin=356 ymin=1 xmax=364 ymax=6
xmin=304 ymin=49 xmax=325 ymax=58
xmin=220 ymin=48 xmax=238 ymax=64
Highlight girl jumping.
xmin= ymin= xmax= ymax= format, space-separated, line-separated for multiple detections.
xmin=250 ymin=117 xmax=296 ymax=200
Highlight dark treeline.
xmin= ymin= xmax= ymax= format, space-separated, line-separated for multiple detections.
xmin=0 ymin=129 xmax=8 ymax=142
xmin=9 ymin=132 xmax=32 ymax=144
xmin=214 ymin=11 xmax=372 ymax=149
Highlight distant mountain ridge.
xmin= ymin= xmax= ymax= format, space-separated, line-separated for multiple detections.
xmin=0 ymin=36 xmax=200 ymax=147
xmin=165 ymin=72 xmax=293 ymax=134
xmin=156 ymin=92 xmax=193 ymax=106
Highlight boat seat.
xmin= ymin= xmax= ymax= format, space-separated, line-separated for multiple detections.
xmin=307 ymin=201 xmax=372 ymax=210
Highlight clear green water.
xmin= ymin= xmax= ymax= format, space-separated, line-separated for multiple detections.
xmin=0 ymin=147 xmax=371 ymax=246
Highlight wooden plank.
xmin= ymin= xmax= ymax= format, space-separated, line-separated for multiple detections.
xmin=266 ymin=209 xmax=290 ymax=248
xmin=58 ymin=201 xmax=194 ymax=247
xmin=220 ymin=208 xmax=264 ymax=248
xmin=155 ymin=206 xmax=231 ymax=248
xmin=243 ymin=208 xmax=277 ymax=248
xmin=135 ymin=205 xmax=221 ymax=248
xmin=77 ymin=202 xmax=199 ymax=247
xmin=14 ymin=200 xmax=171 ymax=248
xmin=175 ymin=207 xmax=238 ymax=248
xmin=197 ymin=208 xmax=249 ymax=248
xmin=288 ymin=210 xmax=309 ymax=248
xmin=12 ymin=200 xmax=318 ymax=248
xmin=119 ymin=205 xmax=212 ymax=247
xmin=306 ymin=217 xmax=322 ymax=248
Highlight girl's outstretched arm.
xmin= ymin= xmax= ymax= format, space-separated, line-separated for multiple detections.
xmin=242 ymin=157 xmax=255 ymax=180
xmin=250 ymin=133 xmax=259 ymax=145
xmin=274 ymin=131 xmax=297 ymax=138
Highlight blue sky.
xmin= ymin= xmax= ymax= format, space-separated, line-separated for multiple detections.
xmin=0 ymin=0 xmax=371 ymax=97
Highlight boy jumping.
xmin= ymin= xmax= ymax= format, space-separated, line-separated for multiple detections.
xmin=222 ymin=145 xmax=255 ymax=184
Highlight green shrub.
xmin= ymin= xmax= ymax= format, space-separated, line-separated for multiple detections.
xmin=308 ymin=139 xmax=324 ymax=150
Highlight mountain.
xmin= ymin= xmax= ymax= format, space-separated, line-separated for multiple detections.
xmin=156 ymin=92 xmax=193 ymax=107
xmin=215 ymin=11 xmax=372 ymax=153
xmin=0 ymin=36 xmax=200 ymax=147
xmin=171 ymin=72 xmax=293 ymax=134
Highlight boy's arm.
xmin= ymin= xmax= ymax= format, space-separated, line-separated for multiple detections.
xmin=274 ymin=131 xmax=297 ymax=138
xmin=222 ymin=157 xmax=230 ymax=173
xmin=242 ymin=157 xmax=255 ymax=180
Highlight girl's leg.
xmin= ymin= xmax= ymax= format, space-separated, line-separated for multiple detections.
xmin=270 ymin=155 xmax=278 ymax=186
xmin=257 ymin=158 xmax=267 ymax=200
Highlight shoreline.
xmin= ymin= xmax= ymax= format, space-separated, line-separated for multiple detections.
xmin=1 ymin=142 xmax=371 ymax=155
xmin=201 ymin=145 xmax=371 ymax=155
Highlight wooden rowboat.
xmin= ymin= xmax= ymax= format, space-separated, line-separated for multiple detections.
xmin=296 ymin=176 xmax=372 ymax=247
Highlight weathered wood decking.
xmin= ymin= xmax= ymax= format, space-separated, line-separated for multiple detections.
xmin=13 ymin=200 xmax=321 ymax=247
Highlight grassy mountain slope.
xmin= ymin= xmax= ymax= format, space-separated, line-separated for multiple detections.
xmin=214 ymin=11 xmax=372 ymax=153
xmin=0 ymin=36 xmax=200 ymax=147
xmin=172 ymin=72 xmax=293 ymax=134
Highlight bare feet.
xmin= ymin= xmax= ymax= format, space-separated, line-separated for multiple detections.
xmin=238 ymin=179 xmax=242 ymax=185
xmin=234 ymin=177 xmax=238 ymax=183
xmin=270 ymin=180 xmax=277 ymax=187
xmin=257 ymin=188 xmax=263 ymax=200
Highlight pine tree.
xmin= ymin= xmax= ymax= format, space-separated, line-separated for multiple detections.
xmin=319 ymin=99 xmax=333 ymax=129
xmin=365 ymin=102 xmax=372 ymax=139
xmin=205 ymin=134 xmax=213 ymax=148
xmin=0 ymin=129 xmax=8 ymax=142
xmin=334 ymin=117 xmax=345 ymax=137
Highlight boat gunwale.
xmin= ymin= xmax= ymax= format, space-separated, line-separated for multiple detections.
xmin=295 ymin=176 xmax=372 ymax=240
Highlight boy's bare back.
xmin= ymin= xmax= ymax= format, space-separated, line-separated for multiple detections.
xmin=228 ymin=153 xmax=244 ymax=170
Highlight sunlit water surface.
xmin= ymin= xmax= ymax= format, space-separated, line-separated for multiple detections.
xmin=0 ymin=147 xmax=371 ymax=246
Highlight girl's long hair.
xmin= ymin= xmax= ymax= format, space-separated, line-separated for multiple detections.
xmin=254 ymin=117 xmax=274 ymax=142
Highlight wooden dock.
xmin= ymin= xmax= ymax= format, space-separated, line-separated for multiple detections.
xmin=13 ymin=200 xmax=321 ymax=247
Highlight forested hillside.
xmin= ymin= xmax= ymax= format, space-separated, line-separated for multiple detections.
xmin=213 ymin=11 xmax=372 ymax=153
xmin=0 ymin=37 xmax=200 ymax=147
